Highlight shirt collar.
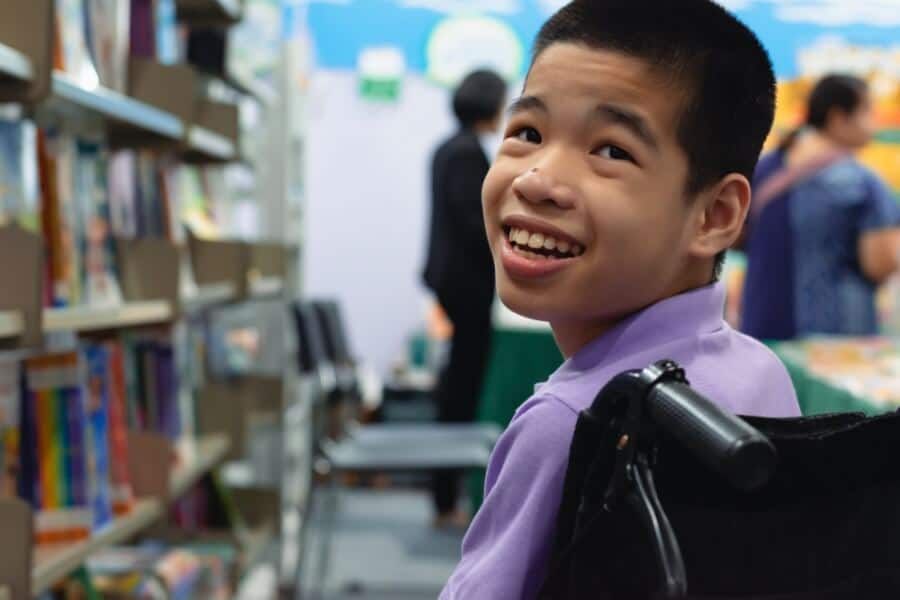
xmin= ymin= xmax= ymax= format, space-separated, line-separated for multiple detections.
xmin=553 ymin=282 xmax=727 ymax=379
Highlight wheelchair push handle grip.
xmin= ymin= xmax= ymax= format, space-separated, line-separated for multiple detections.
xmin=646 ymin=380 xmax=776 ymax=492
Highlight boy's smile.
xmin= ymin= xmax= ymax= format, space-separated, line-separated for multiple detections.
xmin=483 ymin=43 xmax=720 ymax=356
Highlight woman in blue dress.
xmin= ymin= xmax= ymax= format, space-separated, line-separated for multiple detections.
xmin=741 ymin=74 xmax=900 ymax=341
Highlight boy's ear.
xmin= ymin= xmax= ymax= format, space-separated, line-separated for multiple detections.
xmin=689 ymin=174 xmax=751 ymax=260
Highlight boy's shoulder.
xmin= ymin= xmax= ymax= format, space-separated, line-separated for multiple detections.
xmin=534 ymin=322 xmax=799 ymax=419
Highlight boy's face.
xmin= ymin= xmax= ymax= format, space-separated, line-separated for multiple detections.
xmin=482 ymin=43 xmax=710 ymax=343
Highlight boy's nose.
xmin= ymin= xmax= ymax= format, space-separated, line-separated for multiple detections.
xmin=512 ymin=166 xmax=576 ymax=210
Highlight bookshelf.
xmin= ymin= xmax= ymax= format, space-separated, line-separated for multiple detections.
xmin=0 ymin=311 xmax=24 ymax=339
xmin=43 ymin=301 xmax=174 ymax=333
xmin=188 ymin=126 xmax=236 ymax=161
xmin=48 ymin=71 xmax=184 ymax=140
xmin=0 ymin=43 xmax=32 ymax=83
xmin=30 ymin=433 xmax=231 ymax=595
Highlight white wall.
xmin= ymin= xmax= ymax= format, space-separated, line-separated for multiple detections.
xmin=303 ymin=70 xmax=457 ymax=374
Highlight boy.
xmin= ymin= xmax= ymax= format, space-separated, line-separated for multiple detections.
xmin=439 ymin=1 xmax=801 ymax=598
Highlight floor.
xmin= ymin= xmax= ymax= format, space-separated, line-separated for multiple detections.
xmin=299 ymin=489 xmax=465 ymax=600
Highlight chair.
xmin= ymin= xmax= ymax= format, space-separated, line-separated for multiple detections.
xmin=290 ymin=300 xmax=499 ymax=598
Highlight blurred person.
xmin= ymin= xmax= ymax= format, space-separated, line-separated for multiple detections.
xmin=423 ymin=69 xmax=507 ymax=528
xmin=741 ymin=74 xmax=900 ymax=340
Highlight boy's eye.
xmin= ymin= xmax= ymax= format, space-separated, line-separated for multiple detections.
xmin=594 ymin=144 xmax=635 ymax=163
xmin=512 ymin=127 xmax=542 ymax=144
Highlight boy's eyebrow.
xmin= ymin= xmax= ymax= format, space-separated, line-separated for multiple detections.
xmin=507 ymin=95 xmax=547 ymax=116
xmin=593 ymin=103 xmax=659 ymax=151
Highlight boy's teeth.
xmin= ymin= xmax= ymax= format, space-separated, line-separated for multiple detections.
xmin=507 ymin=226 xmax=584 ymax=258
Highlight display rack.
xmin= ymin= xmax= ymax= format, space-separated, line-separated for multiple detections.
xmin=46 ymin=71 xmax=184 ymax=140
xmin=43 ymin=301 xmax=173 ymax=333
xmin=0 ymin=42 xmax=32 ymax=83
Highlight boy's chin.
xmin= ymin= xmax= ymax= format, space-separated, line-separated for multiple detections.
xmin=496 ymin=285 xmax=558 ymax=323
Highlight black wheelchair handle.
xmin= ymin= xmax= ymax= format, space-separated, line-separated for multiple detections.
xmin=646 ymin=378 xmax=777 ymax=492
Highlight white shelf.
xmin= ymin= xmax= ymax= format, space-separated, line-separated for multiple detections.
xmin=32 ymin=499 xmax=163 ymax=595
xmin=0 ymin=311 xmax=24 ymax=338
xmin=169 ymin=433 xmax=231 ymax=498
xmin=181 ymin=282 xmax=237 ymax=313
xmin=0 ymin=43 xmax=32 ymax=82
xmin=188 ymin=126 xmax=235 ymax=160
xmin=49 ymin=71 xmax=184 ymax=140
xmin=44 ymin=301 xmax=173 ymax=333
xmin=249 ymin=277 xmax=284 ymax=298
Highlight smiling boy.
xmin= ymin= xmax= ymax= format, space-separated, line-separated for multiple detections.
xmin=439 ymin=1 xmax=801 ymax=598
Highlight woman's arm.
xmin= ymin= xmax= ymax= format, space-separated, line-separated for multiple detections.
xmin=859 ymin=228 xmax=900 ymax=284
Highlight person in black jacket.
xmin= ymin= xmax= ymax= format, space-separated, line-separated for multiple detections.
xmin=423 ymin=69 xmax=507 ymax=528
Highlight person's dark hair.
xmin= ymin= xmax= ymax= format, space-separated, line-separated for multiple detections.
xmin=534 ymin=0 xmax=777 ymax=278
xmin=453 ymin=69 xmax=507 ymax=130
xmin=779 ymin=74 xmax=869 ymax=152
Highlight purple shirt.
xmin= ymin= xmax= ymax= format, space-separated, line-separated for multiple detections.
xmin=440 ymin=283 xmax=800 ymax=600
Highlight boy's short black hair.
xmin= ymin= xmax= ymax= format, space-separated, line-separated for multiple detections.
xmin=534 ymin=0 xmax=777 ymax=277
xmin=453 ymin=69 xmax=507 ymax=130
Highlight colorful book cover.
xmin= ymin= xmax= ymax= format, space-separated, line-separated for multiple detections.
xmin=105 ymin=341 xmax=135 ymax=514
xmin=0 ymin=358 xmax=20 ymax=498
xmin=0 ymin=110 xmax=40 ymax=231
xmin=55 ymin=0 xmax=101 ymax=88
xmin=25 ymin=352 xmax=91 ymax=543
xmin=83 ymin=345 xmax=114 ymax=530
xmin=75 ymin=140 xmax=122 ymax=307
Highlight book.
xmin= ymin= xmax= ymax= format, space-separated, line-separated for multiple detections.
xmin=84 ymin=0 xmax=131 ymax=93
xmin=24 ymin=352 xmax=92 ymax=543
xmin=38 ymin=128 xmax=83 ymax=307
xmin=156 ymin=0 xmax=180 ymax=65
xmin=75 ymin=139 xmax=123 ymax=307
xmin=129 ymin=0 xmax=156 ymax=59
xmin=108 ymin=150 xmax=139 ymax=239
xmin=0 ymin=109 xmax=40 ymax=231
xmin=0 ymin=358 xmax=20 ymax=497
xmin=105 ymin=341 xmax=135 ymax=515
xmin=83 ymin=344 xmax=114 ymax=530
xmin=55 ymin=0 xmax=101 ymax=88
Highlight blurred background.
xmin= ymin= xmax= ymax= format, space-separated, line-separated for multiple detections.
xmin=0 ymin=1 xmax=897 ymax=599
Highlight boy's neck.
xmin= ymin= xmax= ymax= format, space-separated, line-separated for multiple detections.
xmin=551 ymin=272 xmax=714 ymax=358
